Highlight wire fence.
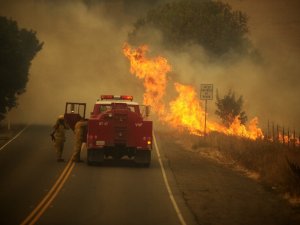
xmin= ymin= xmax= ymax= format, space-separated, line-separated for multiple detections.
xmin=264 ymin=121 xmax=300 ymax=149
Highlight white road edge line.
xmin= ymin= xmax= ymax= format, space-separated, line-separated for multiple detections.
xmin=0 ymin=125 xmax=30 ymax=151
xmin=153 ymin=132 xmax=188 ymax=225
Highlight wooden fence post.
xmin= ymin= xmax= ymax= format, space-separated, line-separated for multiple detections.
xmin=283 ymin=126 xmax=285 ymax=145
xmin=294 ymin=129 xmax=296 ymax=149
xmin=277 ymin=124 xmax=279 ymax=143
xmin=267 ymin=120 xmax=270 ymax=140
xmin=272 ymin=122 xmax=275 ymax=143
xmin=287 ymin=128 xmax=290 ymax=148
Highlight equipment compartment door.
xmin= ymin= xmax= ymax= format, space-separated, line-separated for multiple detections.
xmin=64 ymin=102 xmax=86 ymax=130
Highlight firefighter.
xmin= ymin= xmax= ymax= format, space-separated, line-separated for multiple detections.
xmin=51 ymin=115 xmax=69 ymax=162
xmin=72 ymin=117 xmax=88 ymax=162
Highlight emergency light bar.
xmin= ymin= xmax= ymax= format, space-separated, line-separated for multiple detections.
xmin=100 ymin=95 xmax=133 ymax=101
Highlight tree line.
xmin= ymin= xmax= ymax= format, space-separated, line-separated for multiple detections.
xmin=129 ymin=0 xmax=254 ymax=57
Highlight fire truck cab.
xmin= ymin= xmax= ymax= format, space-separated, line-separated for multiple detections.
xmin=65 ymin=95 xmax=152 ymax=167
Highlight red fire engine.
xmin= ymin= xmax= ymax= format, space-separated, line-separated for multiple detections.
xmin=64 ymin=95 xmax=152 ymax=166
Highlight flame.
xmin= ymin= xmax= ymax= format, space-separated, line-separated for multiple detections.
xmin=123 ymin=43 xmax=170 ymax=116
xmin=165 ymin=83 xmax=205 ymax=135
xmin=226 ymin=116 xmax=263 ymax=140
xmin=123 ymin=43 xmax=264 ymax=140
xmin=278 ymin=133 xmax=300 ymax=146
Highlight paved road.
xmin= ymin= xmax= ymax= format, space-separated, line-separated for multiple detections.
xmin=0 ymin=125 xmax=196 ymax=225
xmin=4 ymin=125 xmax=298 ymax=225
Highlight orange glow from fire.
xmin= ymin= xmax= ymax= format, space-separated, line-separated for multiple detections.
xmin=166 ymin=82 xmax=205 ymax=135
xmin=226 ymin=117 xmax=263 ymax=139
xmin=123 ymin=43 xmax=170 ymax=116
xmin=123 ymin=43 xmax=264 ymax=140
xmin=278 ymin=133 xmax=300 ymax=146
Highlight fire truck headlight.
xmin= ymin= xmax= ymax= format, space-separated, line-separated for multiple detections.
xmin=147 ymin=140 xmax=151 ymax=145
xmin=108 ymin=113 xmax=113 ymax=118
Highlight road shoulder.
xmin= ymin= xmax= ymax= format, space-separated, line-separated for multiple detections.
xmin=0 ymin=124 xmax=26 ymax=148
xmin=157 ymin=131 xmax=300 ymax=225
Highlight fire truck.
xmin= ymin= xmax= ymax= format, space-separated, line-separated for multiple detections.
xmin=64 ymin=95 xmax=152 ymax=166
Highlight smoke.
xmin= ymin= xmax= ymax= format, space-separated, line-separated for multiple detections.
xmin=0 ymin=0 xmax=148 ymax=124
xmin=219 ymin=0 xmax=300 ymax=130
xmin=1 ymin=0 xmax=299 ymax=131
xmin=129 ymin=0 xmax=300 ymax=131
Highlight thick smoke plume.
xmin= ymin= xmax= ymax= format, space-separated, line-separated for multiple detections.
xmin=0 ymin=0 xmax=299 ymax=132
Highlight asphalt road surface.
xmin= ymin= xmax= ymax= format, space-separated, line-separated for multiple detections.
xmin=1 ymin=125 xmax=300 ymax=225
xmin=0 ymin=125 xmax=196 ymax=225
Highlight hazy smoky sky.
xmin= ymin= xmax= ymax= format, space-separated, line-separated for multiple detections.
xmin=1 ymin=0 xmax=147 ymax=124
xmin=0 ymin=0 xmax=300 ymax=132
xmin=222 ymin=0 xmax=300 ymax=130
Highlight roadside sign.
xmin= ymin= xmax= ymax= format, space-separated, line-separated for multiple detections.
xmin=200 ymin=84 xmax=213 ymax=100
xmin=200 ymin=84 xmax=213 ymax=137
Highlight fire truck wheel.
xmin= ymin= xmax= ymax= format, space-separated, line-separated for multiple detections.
xmin=87 ymin=149 xmax=104 ymax=166
xmin=143 ymin=162 xmax=150 ymax=168
xmin=135 ymin=151 xmax=151 ymax=167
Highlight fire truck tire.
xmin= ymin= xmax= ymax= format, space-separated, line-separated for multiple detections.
xmin=87 ymin=149 xmax=104 ymax=165
xmin=135 ymin=151 xmax=151 ymax=167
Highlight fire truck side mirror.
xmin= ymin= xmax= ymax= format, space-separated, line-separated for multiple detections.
xmin=145 ymin=105 xmax=150 ymax=117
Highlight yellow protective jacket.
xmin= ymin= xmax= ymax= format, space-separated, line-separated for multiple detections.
xmin=74 ymin=120 xmax=88 ymax=142
xmin=53 ymin=120 xmax=69 ymax=142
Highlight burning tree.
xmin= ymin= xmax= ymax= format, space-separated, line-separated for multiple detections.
xmin=0 ymin=16 xmax=43 ymax=121
xmin=215 ymin=89 xmax=248 ymax=127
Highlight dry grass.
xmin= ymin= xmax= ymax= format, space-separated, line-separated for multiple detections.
xmin=173 ymin=131 xmax=300 ymax=205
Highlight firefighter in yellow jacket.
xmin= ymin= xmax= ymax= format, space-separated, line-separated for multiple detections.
xmin=72 ymin=118 xmax=88 ymax=162
xmin=51 ymin=115 xmax=69 ymax=162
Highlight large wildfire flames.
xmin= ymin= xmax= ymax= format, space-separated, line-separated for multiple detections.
xmin=123 ymin=43 xmax=265 ymax=140
xmin=123 ymin=44 xmax=169 ymax=116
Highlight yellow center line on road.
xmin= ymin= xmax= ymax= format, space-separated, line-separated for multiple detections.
xmin=20 ymin=160 xmax=75 ymax=225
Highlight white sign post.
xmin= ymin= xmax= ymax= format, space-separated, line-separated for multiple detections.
xmin=200 ymin=84 xmax=213 ymax=137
